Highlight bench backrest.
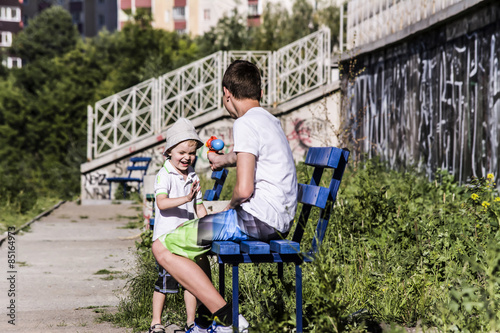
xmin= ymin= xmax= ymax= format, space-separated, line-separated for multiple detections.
xmin=126 ymin=157 xmax=152 ymax=179
xmin=204 ymin=147 xmax=349 ymax=256
xmin=292 ymin=147 xmax=350 ymax=255
xmin=203 ymin=168 xmax=228 ymax=201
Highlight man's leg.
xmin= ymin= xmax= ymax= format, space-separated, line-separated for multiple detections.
xmin=152 ymin=240 xmax=226 ymax=313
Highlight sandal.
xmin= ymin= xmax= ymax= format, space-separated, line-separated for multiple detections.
xmin=149 ymin=323 xmax=166 ymax=333
xmin=184 ymin=322 xmax=194 ymax=331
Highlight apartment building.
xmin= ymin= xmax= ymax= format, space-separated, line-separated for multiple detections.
xmin=119 ymin=0 xmax=337 ymax=36
xmin=22 ymin=0 xmax=117 ymax=37
xmin=0 ymin=0 xmax=22 ymax=68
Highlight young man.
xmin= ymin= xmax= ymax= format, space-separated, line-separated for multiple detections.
xmin=152 ymin=60 xmax=298 ymax=332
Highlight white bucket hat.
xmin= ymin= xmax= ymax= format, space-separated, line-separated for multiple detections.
xmin=163 ymin=118 xmax=203 ymax=156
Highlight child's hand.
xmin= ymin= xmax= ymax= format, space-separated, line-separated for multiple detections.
xmin=187 ymin=180 xmax=200 ymax=202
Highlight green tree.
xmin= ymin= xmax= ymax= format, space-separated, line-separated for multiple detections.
xmin=195 ymin=9 xmax=249 ymax=56
xmin=11 ymin=6 xmax=79 ymax=63
xmin=248 ymin=2 xmax=290 ymax=50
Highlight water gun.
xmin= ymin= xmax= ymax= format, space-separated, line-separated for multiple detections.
xmin=205 ymin=136 xmax=225 ymax=154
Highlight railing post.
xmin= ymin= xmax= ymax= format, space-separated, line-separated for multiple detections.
xmin=340 ymin=4 xmax=344 ymax=53
xmin=87 ymin=105 xmax=93 ymax=161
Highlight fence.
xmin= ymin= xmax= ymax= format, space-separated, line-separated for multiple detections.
xmin=88 ymin=28 xmax=331 ymax=160
xmin=346 ymin=0 xmax=481 ymax=48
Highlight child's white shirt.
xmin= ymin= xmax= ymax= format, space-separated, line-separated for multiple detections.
xmin=152 ymin=160 xmax=203 ymax=241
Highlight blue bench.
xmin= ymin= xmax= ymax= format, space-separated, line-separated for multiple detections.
xmin=208 ymin=147 xmax=350 ymax=332
xmin=106 ymin=157 xmax=152 ymax=199
xmin=203 ymin=168 xmax=228 ymax=201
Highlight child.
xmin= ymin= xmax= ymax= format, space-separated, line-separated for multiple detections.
xmin=149 ymin=117 xmax=208 ymax=333
xmin=152 ymin=60 xmax=298 ymax=333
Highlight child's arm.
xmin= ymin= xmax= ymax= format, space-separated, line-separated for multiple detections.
xmin=156 ymin=181 xmax=201 ymax=210
xmin=195 ymin=202 xmax=207 ymax=218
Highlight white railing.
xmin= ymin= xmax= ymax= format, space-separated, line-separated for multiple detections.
xmin=93 ymin=78 xmax=157 ymax=156
xmin=346 ymin=0 xmax=476 ymax=48
xmin=88 ymin=28 xmax=331 ymax=159
xmin=275 ymin=30 xmax=330 ymax=102
xmin=158 ymin=52 xmax=224 ymax=130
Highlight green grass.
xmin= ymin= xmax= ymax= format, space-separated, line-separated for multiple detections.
xmin=99 ymin=159 xmax=500 ymax=332
xmin=0 ymin=196 xmax=61 ymax=234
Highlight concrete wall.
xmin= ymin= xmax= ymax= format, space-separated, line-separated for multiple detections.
xmin=80 ymin=87 xmax=341 ymax=201
xmin=343 ymin=1 xmax=500 ymax=183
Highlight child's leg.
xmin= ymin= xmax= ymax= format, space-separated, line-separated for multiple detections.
xmin=151 ymin=291 xmax=166 ymax=327
xmin=150 ymin=261 xmax=179 ymax=330
xmin=184 ymin=290 xmax=196 ymax=325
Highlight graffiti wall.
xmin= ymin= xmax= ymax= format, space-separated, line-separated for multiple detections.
xmin=343 ymin=2 xmax=500 ymax=183
xmin=81 ymin=91 xmax=341 ymax=200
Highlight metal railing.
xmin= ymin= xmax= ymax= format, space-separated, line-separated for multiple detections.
xmin=88 ymin=28 xmax=331 ymax=160
xmin=346 ymin=0 xmax=475 ymax=48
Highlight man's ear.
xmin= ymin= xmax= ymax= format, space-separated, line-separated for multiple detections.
xmin=260 ymin=90 xmax=263 ymax=99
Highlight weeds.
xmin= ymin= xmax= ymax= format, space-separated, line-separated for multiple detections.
xmin=102 ymin=159 xmax=500 ymax=332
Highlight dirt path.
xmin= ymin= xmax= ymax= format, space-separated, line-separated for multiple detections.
xmin=0 ymin=201 xmax=143 ymax=332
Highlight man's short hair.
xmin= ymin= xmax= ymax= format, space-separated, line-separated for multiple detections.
xmin=222 ymin=60 xmax=262 ymax=101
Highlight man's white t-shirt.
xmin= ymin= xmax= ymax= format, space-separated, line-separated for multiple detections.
xmin=153 ymin=160 xmax=203 ymax=241
xmin=233 ymin=107 xmax=298 ymax=233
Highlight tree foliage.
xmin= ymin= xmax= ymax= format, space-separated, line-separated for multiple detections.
xmin=0 ymin=1 xmax=341 ymax=214
xmin=11 ymin=6 xmax=79 ymax=63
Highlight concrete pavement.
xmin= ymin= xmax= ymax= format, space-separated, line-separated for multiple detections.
xmin=0 ymin=201 xmax=141 ymax=332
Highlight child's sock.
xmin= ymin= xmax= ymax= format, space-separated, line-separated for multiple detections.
xmin=213 ymin=302 xmax=232 ymax=326
xmin=194 ymin=304 xmax=212 ymax=329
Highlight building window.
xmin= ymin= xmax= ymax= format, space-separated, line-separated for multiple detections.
xmin=0 ymin=7 xmax=21 ymax=22
xmin=0 ymin=31 xmax=13 ymax=47
xmin=173 ymin=6 xmax=185 ymax=20
xmin=164 ymin=10 xmax=170 ymax=22
xmin=204 ymin=9 xmax=210 ymax=20
xmin=248 ymin=4 xmax=259 ymax=17
xmin=98 ymin=14 xmax=105 ymax=27
xmin=5 ymin=57 xmax=22 ymax=68
xmin=72 ymin=12 xmax=80 ymax=24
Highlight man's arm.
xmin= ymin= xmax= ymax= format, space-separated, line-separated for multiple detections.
xmin=208 ymin=151 xmax=237 ymax=171
xmin=227 ymin=152 xmax=255 ymax=210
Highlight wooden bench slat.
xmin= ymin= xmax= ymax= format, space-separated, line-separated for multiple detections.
xmin=297 ymin=183 xmax=329 ymax=209
xmin=241 ymin=241 xmax=270 ymax=254
xmin=211 ymin=169 xmax=228 ymax=180
xmin=203 ymin=190 xmax=217 ymax=201
xmin=128 ymin=166 xmax=149 ymax=171
xmin=106 ymin=177 xmax=143 ymax=182
xmin=270 ymin=240 xmax=301 ymax=254
xmin=130 ymin=157 xmax=152 ymax=162
xmin=212 ymin=241 xmax=240 ymax=255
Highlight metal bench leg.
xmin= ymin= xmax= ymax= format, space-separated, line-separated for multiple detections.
xmin=122 ymin=183 xmax=127 ymax=198
xmin=296 ymin=264 xmax=303 ymax=333
xmin=278 ymin=262 xmax=284 ymax=320
xmin=232 ymin=264 xmax=239 ymax=329
xmin=219 ymin=263 xmax=225 ymax=299
xmin=278 ymin=262 xmax=283 ymax=280
xmin=109 ymin=183 xmax=112 ymax=200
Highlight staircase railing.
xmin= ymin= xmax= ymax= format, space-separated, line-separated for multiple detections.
xmin=87 ymin=28 xmax=331 ymax=160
